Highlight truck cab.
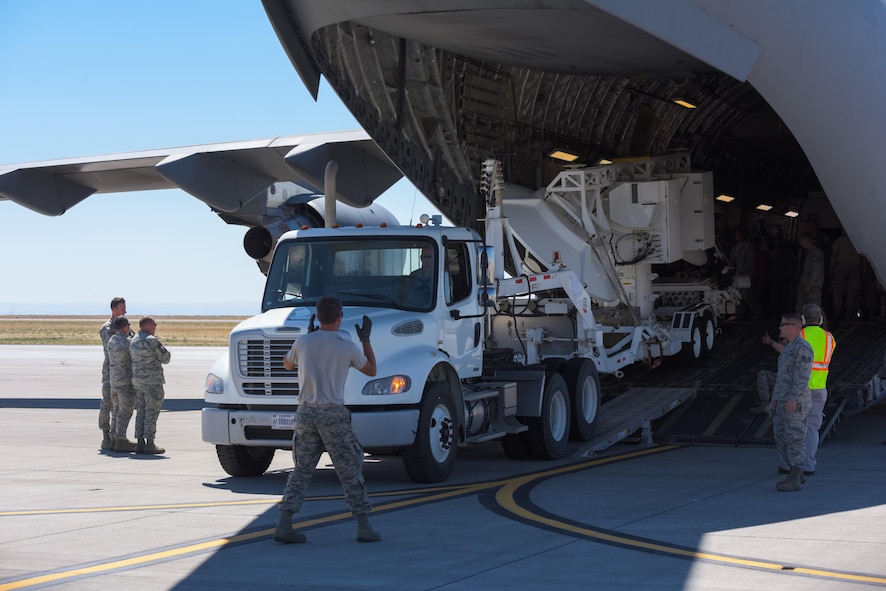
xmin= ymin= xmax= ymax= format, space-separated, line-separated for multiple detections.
xmin=203 ymin=224 xmax=494 ymax=482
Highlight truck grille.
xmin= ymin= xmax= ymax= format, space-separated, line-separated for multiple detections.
xmin=236 ymin=338 xmax=299 ymax=396
xmin=241 ymin=382 xmax=300 ymax=396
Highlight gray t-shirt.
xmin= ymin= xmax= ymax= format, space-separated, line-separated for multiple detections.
xmin=284 ymin=329 xmax=367 ymax=405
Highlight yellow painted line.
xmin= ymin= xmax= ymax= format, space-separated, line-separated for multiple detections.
xmin=0 ymin=499 xmax=276 ymax=516
xmin=495 ymin=473 xmax=886 ymax=586
xmin=0 ymin=480 xmax=494 ymax=590
xmin=0 ymin=486 xmax=466 ymax=517
xmin=0 ymin=447 xmax=675 ymax=590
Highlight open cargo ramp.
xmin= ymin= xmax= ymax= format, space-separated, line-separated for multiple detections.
xmin=567 ymin=386 xmax=696 ymax=458
xmin=603 ymin=319 xmax=886 ymax=448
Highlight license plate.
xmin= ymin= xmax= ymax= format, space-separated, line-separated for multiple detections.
xmin=271 ymin=414 xmax=295 ymax=430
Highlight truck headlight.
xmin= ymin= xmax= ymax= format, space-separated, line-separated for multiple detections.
xmin=204 ymin=373 xmax=224 ymax=395
xmin=362 ymin=375 xmax=411 ymax=395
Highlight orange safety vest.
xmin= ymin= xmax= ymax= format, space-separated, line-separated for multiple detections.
xmin=801 ymin=326 xmax=836 ymax=390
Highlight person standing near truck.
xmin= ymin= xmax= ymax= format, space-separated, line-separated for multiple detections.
xmin=107 ymin=316 xmax=137 ymax=453
xmin=99 ymin=296 xmax=127 ymax=451
xmin=793 ymin=304 xmax=835 ymax=475
xmin=759 ymin=312 xmax=814 ymax=491
xmin=130 ymin=317 xmax=171 ymax=455
xmin=274 ymin=295 xmax=380 ymax=544
xmin=755 ymin=304 xmax=835 ymax=476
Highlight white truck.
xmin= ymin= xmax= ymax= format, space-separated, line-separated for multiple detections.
xmin=202 ymin=154 xmax=735 ymax=482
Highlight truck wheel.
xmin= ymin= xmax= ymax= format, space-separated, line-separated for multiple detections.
xmin=501 ymin=430 xmax=532 ymax=459
xmin=562 ymin=359 xmax=600 ymax=441
xmin=403 ymin=383 xmax=458 ymax=483
xmin=216 ymin=445 xmax=275 ymax=477
xmin=701 ymin=312 xmax=716 ymax=353
xmin=680 ymin=322 xmax=704 ymax=365
xmin=527 ymin=372 xmax=571 ymax=459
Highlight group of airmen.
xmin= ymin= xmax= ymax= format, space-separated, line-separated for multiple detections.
xmin=98 ymin=297 xmax=171 ymax=455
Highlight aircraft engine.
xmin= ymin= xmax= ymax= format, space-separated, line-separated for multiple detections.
xmin=243 ymin=195 xmax=400 ymax=274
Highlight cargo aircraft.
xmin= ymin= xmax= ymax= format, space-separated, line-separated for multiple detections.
xmin=3 ymin=1 xmax=884 ymax=286
xmin=261 ymin=0 xmax=886 ymax=284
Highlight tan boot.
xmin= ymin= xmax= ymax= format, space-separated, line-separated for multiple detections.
xmin=273 ymin=509 xmax=306 ymax=543
xmin=356 ymin=515 xmax=381 ymax=542
xmin=144 ymin=439 xmax=165 ymax=455
xmin=113 ymin=438 xmax=137 ymax=453
xmin=777 ymin=466 xmax=806 ymax=483
xmin=777 ymin=467 xmax=804 ymax=492
xmin=100 ymin=430 xmax=113 ymax=451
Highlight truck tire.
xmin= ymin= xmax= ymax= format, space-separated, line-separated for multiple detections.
xmin=562 ymin=358 xmax=600 ymax=441
xmin=216 ymin=445 xmax=275 ymax=477
xmin=403 ymin=383 xmax=458 ymax=483
xmin=701 ymin=312 xmax=716 ymax=353
xmin=527 ymin=372 xmax=571 ymax=459
xmin=680 ymin=321 xmax=704 ymax=365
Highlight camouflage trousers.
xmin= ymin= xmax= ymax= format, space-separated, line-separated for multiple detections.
xmin=99 ymin=370 xmax=115 ymax=433
xmin=133 ymin=381 xmax=165 ymax=439
xmin=773 ymin=397 xmax=810 ymax=470
xmin=760 ymin=371 xmax=823 ymax=471
xmin=112 ymin=382 xmax=136 ymax=440
xmin=280 ymin=405 xmax=371 ymax=516
xmin=756 ymin=370 xmax=777 ymax=407
xmin=832 ymin=263 xmax=860 ymax=317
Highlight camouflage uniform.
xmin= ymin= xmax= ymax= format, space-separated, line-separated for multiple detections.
xmin=280 ymin=404 xmax=372 ymax=516
xmin=107 ymin=331 xmax=135 ymax=441
xmin=770 ymin=337 xmax=814 ymax=470
xmin=130 ymin=329 xmax=171 ymax=440
xmin=830 ymin=234 xmax=860 ymax=318
xmin=796 ymin=245 xmax=824 ymax=311
xmin=99 ymin=317 xmax=116 ymax=434
xmin=279 ymin=330 xmax=372 ymax=517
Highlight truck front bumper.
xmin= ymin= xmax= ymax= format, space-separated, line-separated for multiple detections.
xmin=202 ymin=407 xmax=420 ymax=448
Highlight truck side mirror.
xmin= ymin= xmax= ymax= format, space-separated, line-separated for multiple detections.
xmin=479 ymin=287 xmax=495 ymax=307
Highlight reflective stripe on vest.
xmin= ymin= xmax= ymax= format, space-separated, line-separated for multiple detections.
xmin=801 ymin=326 xmax=836 ymax=389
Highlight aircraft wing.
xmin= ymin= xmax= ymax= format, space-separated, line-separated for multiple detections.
xmin=0 ymin=129 xmax=402 ymax=217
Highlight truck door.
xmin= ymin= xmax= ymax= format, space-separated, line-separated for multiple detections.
xmin=441 ymin=241 xmax=483 ymax=378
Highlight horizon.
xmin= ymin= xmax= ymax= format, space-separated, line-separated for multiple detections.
xmin=0 ymin=301 xmax=260 ymax=317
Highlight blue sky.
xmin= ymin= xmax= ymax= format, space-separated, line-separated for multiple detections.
xmin=0 ymin=1 xmax=438 ymax=315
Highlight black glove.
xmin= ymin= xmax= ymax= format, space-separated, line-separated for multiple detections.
xmin=308 ymin=314 xmax=319 ymax=333
xmin=355 ymin=315 xmax=372 ymax=342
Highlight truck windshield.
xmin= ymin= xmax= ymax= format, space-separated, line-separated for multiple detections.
xmin=262 ymin=237 xmax=437 ymax=312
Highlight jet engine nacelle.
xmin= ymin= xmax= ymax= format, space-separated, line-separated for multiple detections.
xmin=243 ymin=195 xmax=400 ymax=273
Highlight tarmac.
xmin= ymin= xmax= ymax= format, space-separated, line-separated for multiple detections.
xmin=1 ymin=344 xmax=885 ymax=590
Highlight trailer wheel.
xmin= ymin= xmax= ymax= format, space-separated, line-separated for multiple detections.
xmin=215 ymin=445 xmax=275 ymax=477
xmin=701 ymin=312 xmax=716 ymax=353
xmin=680 ymin=322 xmax=704 ymax=365
xmin=527 ymin=372 xmax=571 ymax=459
xmin=501 ymin=430 xmax=532 ymax=459
xmin=403 ymin=383 xmax=458 ymax=483
xmin=562 ymin=359 xmax=600 ymax=441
